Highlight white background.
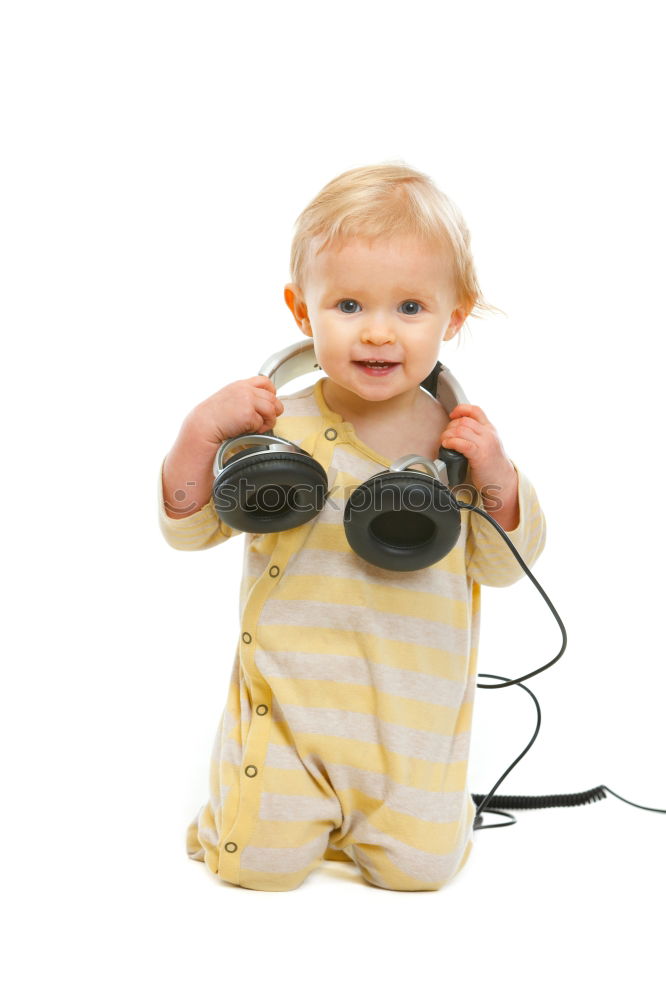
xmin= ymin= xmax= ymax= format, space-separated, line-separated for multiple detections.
xmin=3 ymin=0 xmax=664 ymax=996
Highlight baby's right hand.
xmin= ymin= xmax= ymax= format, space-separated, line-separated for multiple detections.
xmin=188 ymin=376 xmax=285 ymax=446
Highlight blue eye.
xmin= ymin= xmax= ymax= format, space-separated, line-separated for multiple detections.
xmin=336 ymin=299 xmax=423 ymax=314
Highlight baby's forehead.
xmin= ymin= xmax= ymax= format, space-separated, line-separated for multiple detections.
xmin=318 ymin=232 xmax=446 ymax=258
xmin=318 ymin=237 xmax=453 ymax=273
xmin=310 ymin=236 xmax=453 ymax=293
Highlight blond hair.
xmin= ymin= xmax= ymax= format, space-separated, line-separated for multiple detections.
xmin=289 ymin=161 xmax=504 ymax=329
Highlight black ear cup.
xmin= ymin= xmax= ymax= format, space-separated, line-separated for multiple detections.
xmin=344 ymin=471 xmax=461 ymax=571
xmin=213 ymin=447 xmax=329 ymax=533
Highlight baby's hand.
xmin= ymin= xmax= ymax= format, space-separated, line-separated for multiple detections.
xmin=441 ymin=403 xmax=518 ymax=507
xmin=189 ymin=376 xmax=285 ymax=446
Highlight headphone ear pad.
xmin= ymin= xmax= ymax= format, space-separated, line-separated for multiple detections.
xmin=344 ymin=472 xmax=461 ymax=572
xmin=213 ymin=451 xmax=328 ymax=533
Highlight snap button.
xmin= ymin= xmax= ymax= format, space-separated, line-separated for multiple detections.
xmin=324 ymin=427 xmax=338 ymax=440
xmin=269 ymin=565 xmax=280 ymax=577
xmin=242 ymin=632 xmax=252 ymax=644
xmin=244 ymin=765 xmax=258 ymax=777
xmin=256 ymin=704 xmax=268 ymax=715
xmin=224 ymin=842 xmax=238 ymax=853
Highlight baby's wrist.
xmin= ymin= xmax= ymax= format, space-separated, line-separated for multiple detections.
xmin=182 ymin=409 xmax=225 ymax=453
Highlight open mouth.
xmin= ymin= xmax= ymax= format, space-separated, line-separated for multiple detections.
xmin=353 ymin=361 xmax=400 ymax=376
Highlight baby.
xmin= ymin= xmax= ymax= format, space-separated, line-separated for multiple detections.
xmin=158 ymin=162 xmax=547 ymax=892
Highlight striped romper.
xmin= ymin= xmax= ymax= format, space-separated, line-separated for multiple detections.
xmin=158 ymin=376 xmax=547 ymax=892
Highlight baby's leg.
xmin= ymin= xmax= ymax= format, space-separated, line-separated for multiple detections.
xmin=229 ymin=804 xmax=341 ymax=893
xmin=348 ymin=832 xmax=475 ymax=891
xmin=187 ymin=654 xmax=345 ymax=891
xmin=339 ymin=792 xmax=477 ymax=892
xmin=204 ymin=737 xmax=344 ymax=892
xmin=190 ymin=781 xmax=342 ymax=891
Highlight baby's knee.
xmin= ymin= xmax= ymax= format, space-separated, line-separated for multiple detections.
xmin=350 ymin=837 xmax=474 ymax=893
xmin=362 ymin=866 xmax=451 ymax=892
xmin=218 ymin=837 xmax=330 ymax=892
xmin=234 ymin=864 xmax=313 ymax=892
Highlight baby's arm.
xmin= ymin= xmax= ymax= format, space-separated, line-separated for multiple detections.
xmin=161 ymin=419 xmax=224 ymax=520
xmin=158 ymin=375 xmax=284 ymax=549
xmin=464 ymin=461 xmax=547 ymax=586
xmin=440 ymin=403 xmax=546 ymax=586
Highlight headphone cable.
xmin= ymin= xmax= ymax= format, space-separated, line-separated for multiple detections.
xmin=458 ymin=502 xmax=666 ymax=828
xmin=456 ymin=500 xmax=567 ymax=690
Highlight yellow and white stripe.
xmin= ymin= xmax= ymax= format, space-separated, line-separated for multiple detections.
xmin=158 ymin=377 xmax=546 ymax=891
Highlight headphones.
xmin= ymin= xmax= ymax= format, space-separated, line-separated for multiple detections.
xmin=208 ymin=342 xmax=607 ymax=831
xmin=212 ymin=339 xmax=472 ymax=572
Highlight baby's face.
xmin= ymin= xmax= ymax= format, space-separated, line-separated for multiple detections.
xmin=284 ymin=235 xmax=466 ymax=407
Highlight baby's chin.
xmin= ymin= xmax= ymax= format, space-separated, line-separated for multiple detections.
xmin=325 ymin=367 xmax=428 ymax=405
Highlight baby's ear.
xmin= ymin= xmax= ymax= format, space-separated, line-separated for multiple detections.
xmin=283 ymin=283 xmax=299 ymax=314
xmin=284 ymin=283 xmax=311 ymax=336
xmin=443 ymin=306 xmax=469 ymax=341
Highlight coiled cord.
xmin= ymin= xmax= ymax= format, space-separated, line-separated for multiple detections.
xmin=474 ymin=786 xmax=608 ymax=810
xmin=472 ymin=784 xmax=666 ymax=830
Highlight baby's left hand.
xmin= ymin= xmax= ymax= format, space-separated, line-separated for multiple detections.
xmin=441 ymin=403 xmax=518 ymax=514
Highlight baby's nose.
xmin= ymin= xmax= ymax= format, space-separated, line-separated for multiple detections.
xmin=362 ymin=322 xmax=395 ymax=343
